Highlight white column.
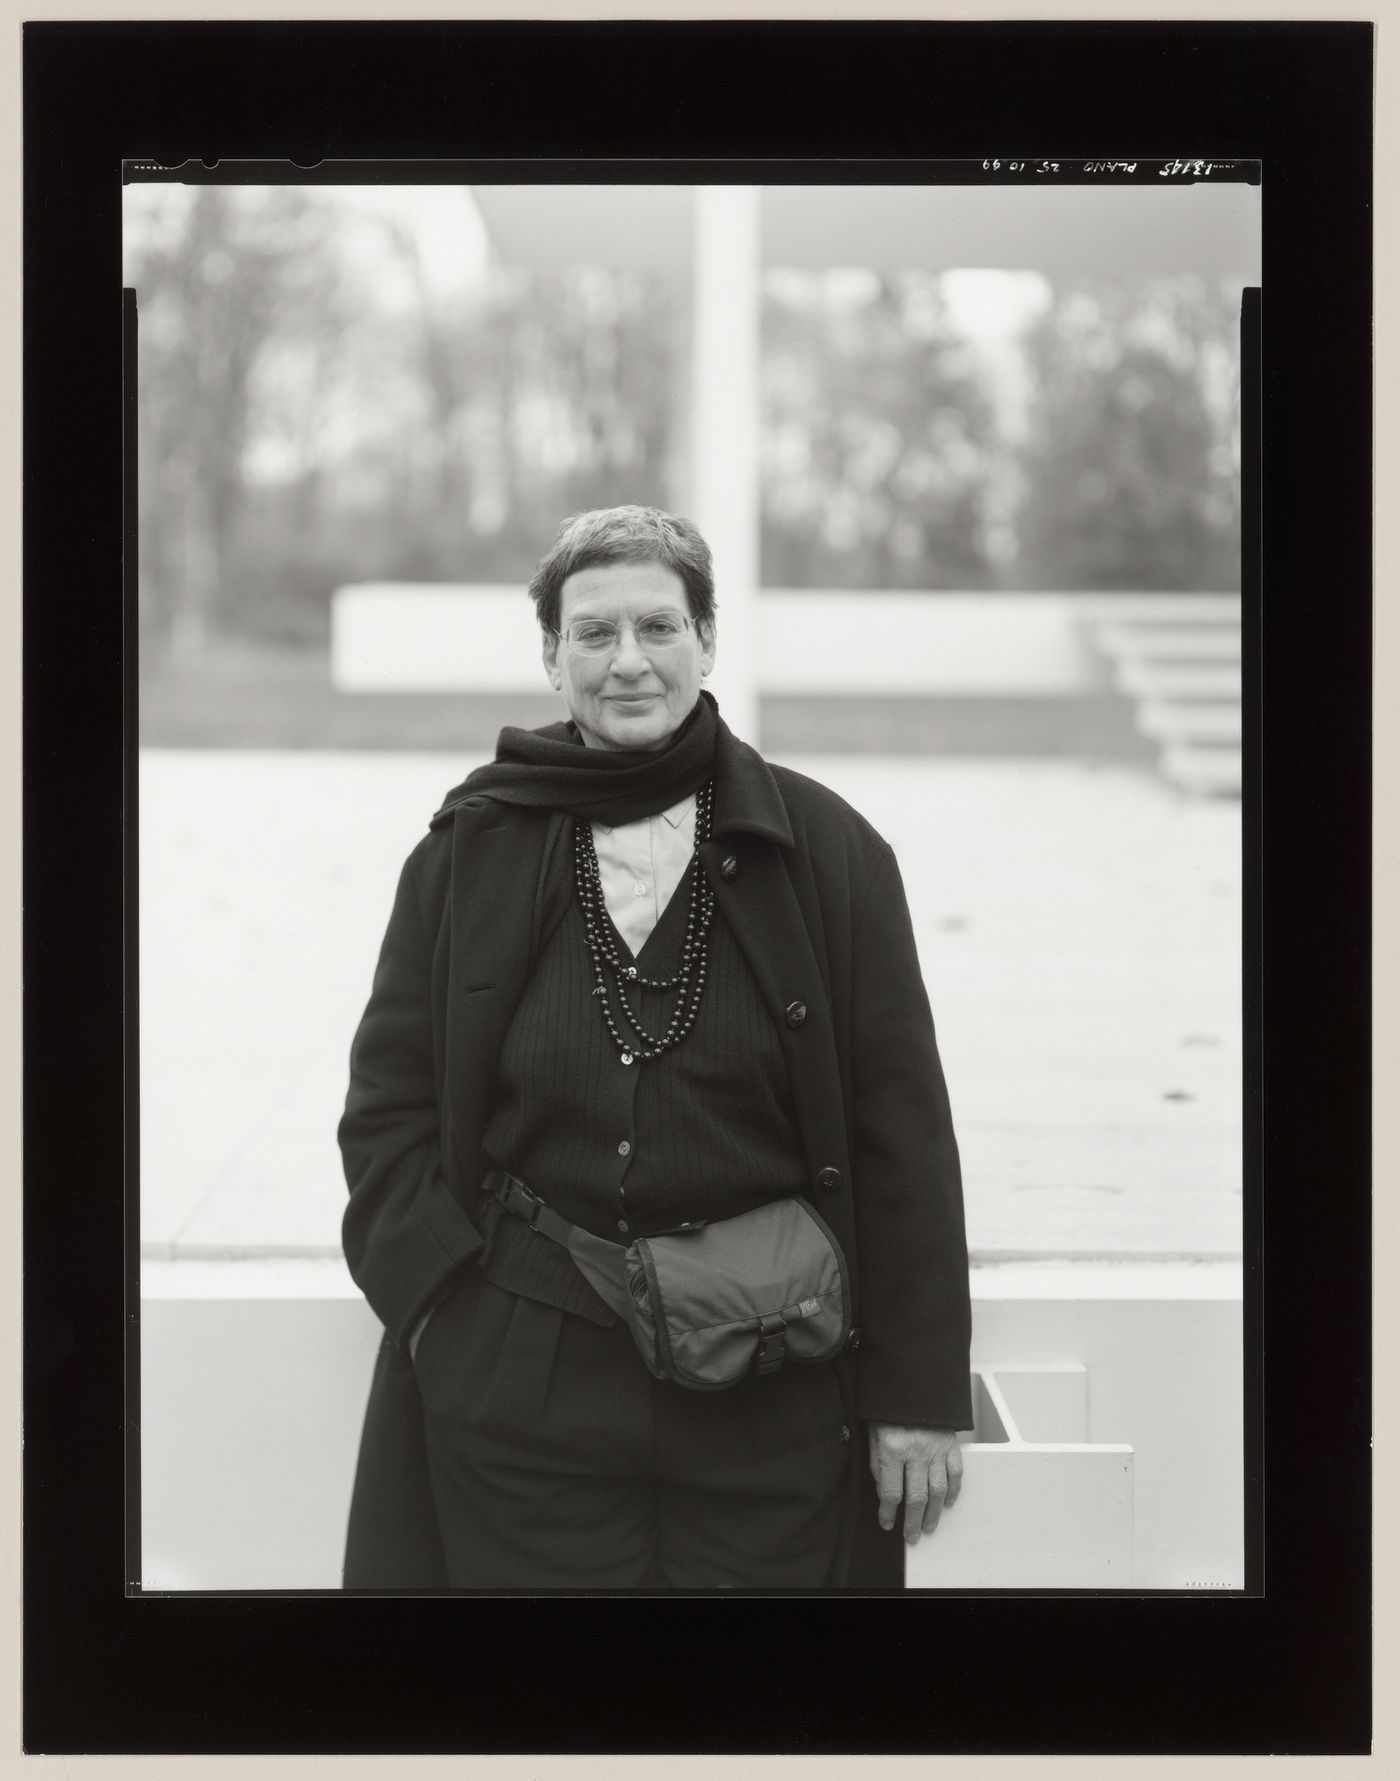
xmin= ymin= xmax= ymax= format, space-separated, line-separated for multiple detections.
xmin=689 ymin=186 xmax=761 ymax=746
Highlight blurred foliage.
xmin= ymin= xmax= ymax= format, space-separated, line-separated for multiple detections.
xmin=761 ymin=273 xmax=1002 ymax=588
xmin=132 ymin=187 xmax=675 ymax=651
xmin=134 ymin=186 xmax=350 ymax=649
xmin=128 ymin=188 xmax=1243 ymax=660
xmin=1016 ymin=278 xmax=1241 ymax=591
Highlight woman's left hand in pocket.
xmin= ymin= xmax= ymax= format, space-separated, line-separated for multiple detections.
xmin=407 ymin=1303 xmax=437 ymax=1365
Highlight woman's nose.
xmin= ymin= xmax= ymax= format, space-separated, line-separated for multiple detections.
xmin=610 ymin=626 xmax=649 ymax=674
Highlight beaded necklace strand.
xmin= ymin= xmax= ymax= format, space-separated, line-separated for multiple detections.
xmin=574 ymin=780 xmax=716 ymax=1066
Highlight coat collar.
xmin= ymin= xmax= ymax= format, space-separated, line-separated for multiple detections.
xmin=709 ymin=720 xmax=794 ymax=850
xmin=427 ymin=703 xmax=795 ymax=850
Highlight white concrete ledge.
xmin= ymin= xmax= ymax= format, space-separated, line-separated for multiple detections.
xmin=138 ymin=1263 xmax=1243 ymax=1592
xmin=141 ymin=1256 xmax=364 ymax=1299
xmin=968 ymin=1258 xmax=1242 ymax=1299
xmin=139 ymin=1255 xmax=1244 ymax=1301
xmin=330 ymin=586 xmax=1110 ymax=696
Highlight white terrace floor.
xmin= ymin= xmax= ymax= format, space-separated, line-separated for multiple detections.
xmin=140 ymin=751 xmax=1242 ymax=1265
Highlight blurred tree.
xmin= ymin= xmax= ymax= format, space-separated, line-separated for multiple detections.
xmin=129 ymin=184 xmax=680 ymax=652
xmin=1015 ymin=278 xmax=1241 ymax=591
xmin=132 ymin=185 xmax=349 ymax=658
xmin=761 ymin=272 xmax=1001 ymax=589
xmin=130 ymin=184 xmax=1243 ymax=665
xmin=382 ymin=216 xmax=478 ymax=572
xmin=483 ymin=267 xmax=675 ymax=560
xmin=343 ymin=264 xmax=676 ymax=585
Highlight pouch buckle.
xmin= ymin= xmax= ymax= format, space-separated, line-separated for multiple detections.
xmin=495 ymin=1173 xmax=546 ymax=1230
xmin=755 ymin=1312 xmax=788 ymax=1375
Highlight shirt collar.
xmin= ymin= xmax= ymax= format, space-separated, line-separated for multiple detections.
xmin=594 ymin=793 xmax=694 ymax=837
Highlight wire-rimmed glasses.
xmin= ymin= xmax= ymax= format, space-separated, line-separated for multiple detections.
xmin=555 ymin=612 xmax=698 ymax=657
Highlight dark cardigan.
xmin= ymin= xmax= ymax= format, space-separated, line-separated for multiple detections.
xmin=483 ymin=890 xmax=808 ymax=1234
xmin=339 ymin=718 xmax=972 ymax=1588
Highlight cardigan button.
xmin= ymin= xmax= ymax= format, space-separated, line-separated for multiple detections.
xmin=845 ymin=1327 xmax=862 ymax=1354
xmin=785 ymin=1001 xmax=807 ymax=1028
xmin=719 ymin=854 xmax=739 ymax=880
xmin=816 ymin=1166 xmax=842 ymax=1193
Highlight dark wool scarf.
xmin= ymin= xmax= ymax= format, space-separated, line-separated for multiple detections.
xmin=445 ymin=689 xmax=720 ymax=828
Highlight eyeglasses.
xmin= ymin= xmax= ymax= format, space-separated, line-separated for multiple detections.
xmin=555 ymin=612 xmax=698 ymax=657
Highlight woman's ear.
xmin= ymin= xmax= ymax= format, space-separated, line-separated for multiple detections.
xmin=542 ymin=628 xmax=563 ymax=692
xmin=699 ymin=619 xmax=717 ymax=678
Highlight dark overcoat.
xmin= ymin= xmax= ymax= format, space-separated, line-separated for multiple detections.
xmin=339 ymin=719 xmax=972 ymax=1589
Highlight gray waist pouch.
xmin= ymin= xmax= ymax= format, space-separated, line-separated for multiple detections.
xmin=566 ymin=1197 xmax=851 ymax=1391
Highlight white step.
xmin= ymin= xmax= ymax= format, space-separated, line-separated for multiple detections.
xmin=1096 ymin=624 xmax=1242 ymax=665
xmin=1136 ymin=702 xmax=1243 ymax=745
xmin=1073 ymin=594 xmax=1241 ymax=625
xmin=1162 ymin=744 xmax=1242 ymax=797
xmin=1114 ymin=662 xmax=1242 ymax=701
xmin=906 ymin=1365 xmax=1135 ymax=1589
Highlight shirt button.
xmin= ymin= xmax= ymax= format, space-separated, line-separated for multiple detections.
xmin=618 ymin=1140 xmax=631 ymax=1156
xmin=720 ymin=855 xmax=739 ymax=880
xmin=617 ymin=1218 xmax=631 ymax=1235
xmin=785 ymin=1000 xmax=807 ymax=1028
xmin=633 ymin=882 xmax=647 ymax=897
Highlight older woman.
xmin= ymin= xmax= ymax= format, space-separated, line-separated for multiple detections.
xmin=340 ymin=505 xmax=972 ymax=1589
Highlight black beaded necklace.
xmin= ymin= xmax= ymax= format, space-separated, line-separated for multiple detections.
xmin=573 ymin=779 xmax=716 ymax=1066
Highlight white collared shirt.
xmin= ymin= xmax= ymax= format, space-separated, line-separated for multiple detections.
xmin=591 ymin=794 xmax=697 ymax=956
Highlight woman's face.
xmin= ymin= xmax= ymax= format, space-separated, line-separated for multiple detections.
xmin=543 ymin=560 xmax=716 ymax=752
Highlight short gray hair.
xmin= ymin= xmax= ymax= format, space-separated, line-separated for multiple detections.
xmin=528 ymin=505 xmax=717 ymax=635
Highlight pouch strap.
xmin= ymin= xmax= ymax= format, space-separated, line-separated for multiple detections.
xmin=755 ymin=1312 xmax=788 ymax=1376
xmin=485 ymin=1168 xmax=638 ymax=1327
xmin=486 ymin=1168 xmax=580 ymax=1252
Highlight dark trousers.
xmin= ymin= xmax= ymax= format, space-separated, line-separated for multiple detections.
xmin=413 ymin=1266 xmax=852 ymax=1589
